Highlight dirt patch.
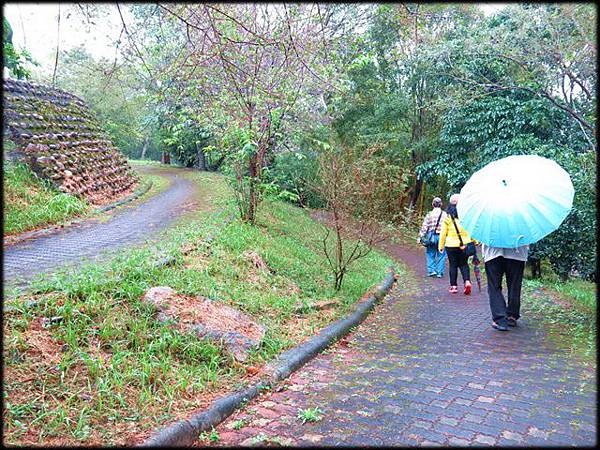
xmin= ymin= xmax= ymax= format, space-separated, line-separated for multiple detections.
xmin=142 ymin=287 xmax=266 ymax=361
xmin=22 ymin=318 xmax=64 ymax=365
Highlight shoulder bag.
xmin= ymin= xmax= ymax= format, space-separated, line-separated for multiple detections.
xmin=421 ymin=211 xmax=443 ymax=247
xmin=450 ymin=215 xmax=476 ymax=257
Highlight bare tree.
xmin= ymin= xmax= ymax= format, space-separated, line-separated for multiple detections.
xmin=316 ymin=140 xmax=386 ymax=291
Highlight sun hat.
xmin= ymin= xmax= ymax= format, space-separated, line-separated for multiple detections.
xmin=432 ymin=197 xmax=442 ymax=207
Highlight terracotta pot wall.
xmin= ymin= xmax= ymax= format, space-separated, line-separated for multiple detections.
xmin=3 ymin=78 xmax=139 ymax=205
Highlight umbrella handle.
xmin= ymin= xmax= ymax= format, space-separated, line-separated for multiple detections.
xmin=515 ymin=235 xmax=525 ymax=248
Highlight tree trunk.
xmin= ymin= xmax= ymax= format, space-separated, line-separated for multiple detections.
xmin=140 ymin=136 xmax=149 ymax=160
xmin=528 ymin=258 xmax=542 ymax=279
xmin=196 ymin=142 xmax=208 ymax=171
xmin=161 ymin=151 xmax=170 ymax=165
xmin=417 ymin=180 xmax=425 ymax=217
xmin=408 ymin=177 xmax=423 ymax=210
xmin=246 ymin=154 xmax=258 ymax=224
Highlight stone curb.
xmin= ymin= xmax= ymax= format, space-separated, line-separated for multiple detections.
xmin=3 ymin=180 xmax=153 ymax=247
xmin=95 ymin=178 xmax=153 ymax=213
xmin=141 ymin=266 xmax=396 ymax=447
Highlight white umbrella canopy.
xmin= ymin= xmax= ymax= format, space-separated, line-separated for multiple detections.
xmin=457 ymin=155 xmax=574 ymax=248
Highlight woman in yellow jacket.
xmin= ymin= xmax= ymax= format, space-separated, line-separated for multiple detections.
xmin=438 ymin=193 xmax=474 ymax=295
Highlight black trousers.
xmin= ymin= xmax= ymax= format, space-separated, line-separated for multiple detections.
xmin=485 ymin=256 xmax=525 ymax=325
xmin=445 ymin=247 xmax=470 ymax=286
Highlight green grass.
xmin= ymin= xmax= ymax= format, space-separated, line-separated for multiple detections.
xmin=231 ymin=418 xmax=247 ymax=430
xmin=3 ymin=162 xmax=90 ymax=235
xmin=3 ymin=171 xmax=398 ymax=446
xmin=198 ymin=428 xmax=220 ymax=443
xmin=551 ymin=278 xmax=596 ymax=316
xmin=523 ymin=261 xmax=596 ymax=317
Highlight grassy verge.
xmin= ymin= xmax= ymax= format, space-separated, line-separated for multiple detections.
xmin=3 ymin=171 xmax=399 ymax=446
xmin=3 ymin=162 xmax=90 ymax=236
xmin=521 ymin=273 xmax=596 ymax=357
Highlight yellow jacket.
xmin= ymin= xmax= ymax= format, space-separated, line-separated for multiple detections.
xmin=438 ymin=215 xmax=475 ymax=251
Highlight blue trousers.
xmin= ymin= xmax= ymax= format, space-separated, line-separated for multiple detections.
xmin=425 ymin=245 xmax=446 ymax=275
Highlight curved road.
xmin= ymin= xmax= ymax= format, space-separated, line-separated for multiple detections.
xmin=3 ymin=166 xmax=198 ymax=289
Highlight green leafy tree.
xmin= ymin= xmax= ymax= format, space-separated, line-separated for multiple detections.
xmin=3 ymin=17 xmax=37 ymax=79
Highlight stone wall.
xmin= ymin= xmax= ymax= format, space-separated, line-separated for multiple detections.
xmin=3 ymin=78 xmax=138 ymax=205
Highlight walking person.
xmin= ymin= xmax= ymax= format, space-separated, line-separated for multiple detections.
xmin=482 ymin=244 xmax=529 ymax=331
xmin=417 ymin=197 xmax=446 ymax=278
xmin=438 ymin=194 xmax=474 ymax=295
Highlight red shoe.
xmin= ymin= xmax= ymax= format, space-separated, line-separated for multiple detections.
xmin=449 ymin=286 xmax=458 ymax=294
xmin=464 ymin=281 xmax=472 ymax=295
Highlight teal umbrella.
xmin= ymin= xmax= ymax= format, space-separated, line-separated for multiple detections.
xmin=457 ymin=155 xmax=574 ymax=248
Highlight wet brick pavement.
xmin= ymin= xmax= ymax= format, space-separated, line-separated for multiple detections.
xmin=3 ymin=166 xmax=198 ymax=289
xmin=201 ymin=242 xmax=596 ymax=447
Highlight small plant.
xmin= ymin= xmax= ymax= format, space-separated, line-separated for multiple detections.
xmin=209 ymin=429 xmax=220 ymax=443
xmin=297 ymin=407 xmax=323 ymax=424
xmin=232 ymin=419 xmax=247 ymax=430
xmin=198 ymin=428 xmax=220 ymax=443
xmin=314 ymin=139 xmax=387 ymax=291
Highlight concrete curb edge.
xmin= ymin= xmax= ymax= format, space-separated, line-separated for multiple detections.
xmin=140 ymin=266 xmax=396 ymax=447
xmin=95 ymin=179 xmax=153 ymax=213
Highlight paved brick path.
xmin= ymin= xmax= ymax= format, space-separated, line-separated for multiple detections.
xmin=203 ymin=241 xmax=596 ymax=447
xmin=3 ymin=166 xmax=198 ymax=289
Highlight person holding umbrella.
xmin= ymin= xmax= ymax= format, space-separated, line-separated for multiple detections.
xmin=438 ymin=193 xmax=475 ymax=295
xmin=417 ymin=197 xmax=447 ymax=278
xmin=456 ymin=155 xmax=575 ymax=332
xmin=482 ymin=244 xmax=529 ymax=331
